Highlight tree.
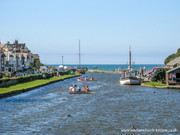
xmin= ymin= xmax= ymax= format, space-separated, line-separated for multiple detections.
xmin=164 ymin=54 xmax=176 ymax=65
xmin=151 ymin=68 xmax=169 ymax=82
xmin=175 ymin=48 xmax=180 ymax=57
xmin=33 ymin=58 xmax=41 ymax=70
xmin=164 ymin=48 xmax=180 ymax=65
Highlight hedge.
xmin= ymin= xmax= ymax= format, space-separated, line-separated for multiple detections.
xmin=0 ymin=70 xmax=70 ymax=87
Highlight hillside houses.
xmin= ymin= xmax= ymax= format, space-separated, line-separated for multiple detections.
xmin=0 ymin=40 xmax=38 ymax=72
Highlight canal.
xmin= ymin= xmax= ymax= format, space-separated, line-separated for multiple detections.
xmin=0 ymin=73 xmax=179 ymax=134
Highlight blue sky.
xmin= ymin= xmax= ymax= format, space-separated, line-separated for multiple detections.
xmin=0 ymin=0 xmax=180 ymax=64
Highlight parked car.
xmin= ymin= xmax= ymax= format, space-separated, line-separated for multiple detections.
xmin=15 ymin=73 xmax=26 ymax=77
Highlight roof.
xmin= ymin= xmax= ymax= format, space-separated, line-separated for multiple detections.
xmin=166 ymin=57 xmax=180 ymax=66
xmin=167 ymin=66 xmax=180 ymax=73
xmin=3 ymin=41 xmax=30 ymax=53
xmin=0 ymin=44 xmax=5 ymax=48
xmin=40 ymin=66 xmax=48 ymax=69
xmin=32 ymin=54 xmax=39 ymax=58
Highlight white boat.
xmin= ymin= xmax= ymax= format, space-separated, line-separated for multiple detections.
xmin=120 ymin=77 xmax=141 ymax=85
xmin=119 ymin=47 xmax=141 ymax=85
xmin=59 ymin=65 xmax=64 ymax=69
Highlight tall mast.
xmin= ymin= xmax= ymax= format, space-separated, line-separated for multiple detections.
xmin=79 ymin=39 xmax=81 ymax=69
xmin=62 ymin=56 xmax=63 ymax=65
xmin=129 ymin=46 xmax=131 ymax=71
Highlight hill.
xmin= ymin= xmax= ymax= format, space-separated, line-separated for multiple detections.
xmin=164 ymin=48 xmax=180 ymax=65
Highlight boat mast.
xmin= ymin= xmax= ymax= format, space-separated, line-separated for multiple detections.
xmin=79 ymin=39 xmax=81 ymax=69
xmin=62 ymin=56 xmax=63 ymax=66
xmin=129 ymin=46 xmax=131 ymax=71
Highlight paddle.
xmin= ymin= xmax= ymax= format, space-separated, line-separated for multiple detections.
xmin=88 ymin=92 xmax=95 ymax=94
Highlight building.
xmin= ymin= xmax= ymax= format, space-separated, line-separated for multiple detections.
xmin=0 ymin=40 xmax=36 ymax=72
xmin=32 ymin=54 xmax=39 ymax=59
xmin=166 ymin=66 xmax=180 ymax=85
xmin=39 ymin=66 xmax=49 ymax=72
xmin=166 ymin=57 xmax=180 ymax=68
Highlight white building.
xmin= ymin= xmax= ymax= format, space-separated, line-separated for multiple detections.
xmin=39 ymin=66 xmax=49 ymax=72
xmin=0 ymin=40 xmax=36 ymax=72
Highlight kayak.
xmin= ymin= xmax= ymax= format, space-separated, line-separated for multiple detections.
xmin=77 ymin=79 xmax=97 ymax=81
xmin=69 ymin=91 xmax=95 ymax=94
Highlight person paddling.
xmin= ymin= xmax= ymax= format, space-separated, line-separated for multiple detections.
xmin=90 ymin=76 xmax=93 ymax=80
xmin=86 ymin=86 xmax=90 ymax=91
xmin=78 ymin=77 xmax=83 ymax=80
xmin=82 ymin=86 xmax=87 ymax=92
xmin=76 ymin=86 xmax=81 ymax=91
xmin=69 ymin=85 xmax=73 ymax=92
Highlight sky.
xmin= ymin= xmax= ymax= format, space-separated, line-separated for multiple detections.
xmin=0 ymin=0 xmax=180 ymax=64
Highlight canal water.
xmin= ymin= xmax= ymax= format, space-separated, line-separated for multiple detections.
xmin=0 ymin=73 xmax=179 ymax=134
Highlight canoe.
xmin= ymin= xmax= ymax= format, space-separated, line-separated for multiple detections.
xmin=69 ymin=91 xmax=94 ymax=94
xmin=77 ymin=79 xmax=97 ymax=81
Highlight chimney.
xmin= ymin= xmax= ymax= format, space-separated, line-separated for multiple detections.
xmin=14 ymin=40 xmax=18 ymax=44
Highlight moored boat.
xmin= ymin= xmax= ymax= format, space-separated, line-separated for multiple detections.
xmin=120 ymin=77 xmax=141 ymax=85
xmin=119 ymin=46 xmax=141 ymax=85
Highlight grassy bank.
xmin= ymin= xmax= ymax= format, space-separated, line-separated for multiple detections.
xmin=143 ymin=82 xmax=167 ymax=87
xmin=0 ymin=73 xmax=81 ymax=96
xmin=142 ymin=82 xmax=180 ymax=89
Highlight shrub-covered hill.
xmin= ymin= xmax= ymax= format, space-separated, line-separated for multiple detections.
xmin=164 ymin=48 xmax=180 ymax=65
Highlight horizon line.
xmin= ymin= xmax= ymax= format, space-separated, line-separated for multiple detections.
xmin=46 ymin=63 xmax=165 ymax=65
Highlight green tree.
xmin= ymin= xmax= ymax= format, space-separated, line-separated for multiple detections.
xmin=175 ymin=48 xmax=180 ymax=57
xmin=164 ymin=54 xmax=176 ymax=65
xmin=151 ymin=68 xmax=169 ymax=82
xmin=164 ymin=48 xmax=180 ymax=65
xmin=34 ymin=58 xmax=41 ymax=70
xmin=29 ymin=62 xmax=34 ymax=69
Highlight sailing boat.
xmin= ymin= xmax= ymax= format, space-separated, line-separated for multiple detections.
xmin=119 ymin=47 xmax=141 ymax=85
xmin=76 ymin=40 xmax=85 ymax=74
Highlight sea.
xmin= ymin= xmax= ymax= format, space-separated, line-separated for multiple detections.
xmin=47 ymin=64 xmax=165 ymax=72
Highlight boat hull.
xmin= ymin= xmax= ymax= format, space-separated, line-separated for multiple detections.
xmin=77 ymin=79 xmax=97 ymax=81
xmin=69 ymin=91 xmax=94 ymax=94
xmin=120 ymin=78 xmax=141 ymax=85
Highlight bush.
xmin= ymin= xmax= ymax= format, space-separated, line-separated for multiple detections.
xmin=151 ymin=68 xmax=169 ymax=82
xmin=41 ymin=72 xmax=51 ymax=79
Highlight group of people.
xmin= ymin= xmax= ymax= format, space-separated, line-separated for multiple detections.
xmin=69 ymin=85 xmax=90 ymax=92
xmin=140 ymin=66 xmax=146 ymax=77
xmin=78 ymin=76 xmax=94 ymax=81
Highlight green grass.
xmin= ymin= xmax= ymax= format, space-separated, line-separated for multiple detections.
xmin=0 ymin=74 xmax=80 ymax=94
xmin=143 ymin=82 xmax=167 ymax=87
